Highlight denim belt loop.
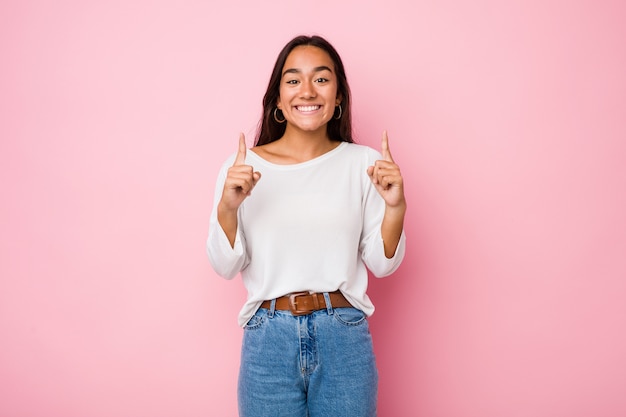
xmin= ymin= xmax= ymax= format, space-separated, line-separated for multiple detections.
xmin=268 ymin=299 xmax=276 ymax=317
xmin=323 ymin=292 xmax=334 ymax=315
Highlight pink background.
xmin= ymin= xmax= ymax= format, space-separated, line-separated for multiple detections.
xmin=2 ymin=1 xmax=626 ymax=416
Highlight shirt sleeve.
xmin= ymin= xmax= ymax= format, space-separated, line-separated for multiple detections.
xmin=359 ymin=148 xmax=407 ymax=277
xmin=206 ymin=156 xmax=249 ymax=280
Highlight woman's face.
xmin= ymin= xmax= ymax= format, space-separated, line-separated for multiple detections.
xmin=277 ymin=45 xmax=342 ymax=135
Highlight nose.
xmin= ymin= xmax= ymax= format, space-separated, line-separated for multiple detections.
xmin=300 ymin=80 xmax=316 ymax=99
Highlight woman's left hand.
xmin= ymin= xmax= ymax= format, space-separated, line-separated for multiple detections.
xmin=367 ymin=131 xmax=406 ymax=209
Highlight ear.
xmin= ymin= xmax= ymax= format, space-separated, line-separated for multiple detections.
xmin=335 ymin=93 xmax=343 ymax=106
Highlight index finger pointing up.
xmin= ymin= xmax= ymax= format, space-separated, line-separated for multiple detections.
xmin=381 ymin=130 xmax=395 ymax=162
xmin=234 ymin=132 xmax=247 ymax=165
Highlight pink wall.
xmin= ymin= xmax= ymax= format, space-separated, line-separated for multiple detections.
xmin=2 ymin=1 xmax=625 ymax=416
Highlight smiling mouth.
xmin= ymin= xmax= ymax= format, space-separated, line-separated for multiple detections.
xmin=296 ymin=105 xmax=321 ymax=112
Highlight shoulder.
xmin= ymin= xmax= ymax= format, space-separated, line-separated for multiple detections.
xmin=222 ymin=151 xmax=238 ymax=166
xmin=215 ymin=152 xmax=237 ymax=175
xmin=341 ymin=142 xmax=383 ymax=164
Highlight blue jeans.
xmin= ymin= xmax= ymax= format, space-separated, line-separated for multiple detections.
xmin=238 ymin=296 xmax=378 ymax=417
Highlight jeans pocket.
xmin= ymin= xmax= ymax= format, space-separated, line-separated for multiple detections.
xmin=333 ymin=307 xmax=367 ymax=326
xmin=243 ymin=309 xmax=266 ymax=330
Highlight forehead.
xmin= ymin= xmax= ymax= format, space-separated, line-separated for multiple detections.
xmin=282 ymin=45 xmax=335 ymax=72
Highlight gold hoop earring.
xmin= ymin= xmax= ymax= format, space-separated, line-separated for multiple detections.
xmin=334 ymin=104 xmax=343 ymax=120
xmin=273 ymin=108 xmax=286 ymax=123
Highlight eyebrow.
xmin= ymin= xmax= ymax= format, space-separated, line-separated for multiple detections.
xmin=282 ymin=65 xmax=333 ymax=76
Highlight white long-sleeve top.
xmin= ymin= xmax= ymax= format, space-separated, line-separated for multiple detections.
xmin=207 ymin=142 xmax=406 ymax=327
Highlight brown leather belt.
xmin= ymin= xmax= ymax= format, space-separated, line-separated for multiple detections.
xmin=260 ymin=291 xmax=353 ymax=316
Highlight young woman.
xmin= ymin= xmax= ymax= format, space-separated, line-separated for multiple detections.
xmin=207 ymin=35 xmax=406 ymax=417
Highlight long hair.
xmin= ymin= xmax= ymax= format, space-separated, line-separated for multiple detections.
xmin=255 ymin=35 xmax=354 ymax=146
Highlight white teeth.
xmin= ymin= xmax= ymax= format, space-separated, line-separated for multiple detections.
xmin=297 ymin=105 xmax=320 ymax=112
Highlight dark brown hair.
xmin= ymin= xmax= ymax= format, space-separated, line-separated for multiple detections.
xmin=255 ymin=35 xmax=353 ymax=146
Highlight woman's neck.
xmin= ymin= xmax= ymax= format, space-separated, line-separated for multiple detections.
xmin=256 ymin=126 xmax=339 ymax=164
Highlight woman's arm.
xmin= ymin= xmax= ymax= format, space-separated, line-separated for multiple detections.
xmin=367 ymin=131 xmax=406 ymax=258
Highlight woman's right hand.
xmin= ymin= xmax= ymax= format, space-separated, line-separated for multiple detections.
xmin=217 ymin=133 xmax=261 ymax=246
